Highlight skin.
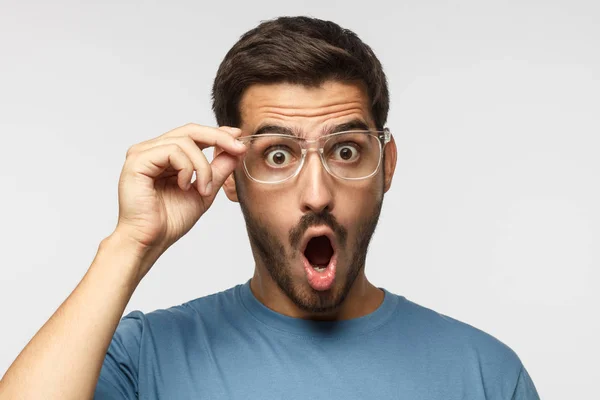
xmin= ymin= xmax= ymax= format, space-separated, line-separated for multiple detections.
xmin=222 ymin=80 xmax=398 ymax=320
xmin=0 ymin=79 xmax=396 ymax=399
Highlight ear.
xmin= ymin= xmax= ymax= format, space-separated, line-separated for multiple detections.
xmin=223 ymin=170 xmax=239 ymax=203
xmin=215 ymin=144 xmax=240 ymax=203
xmin=383 ymin=134 xmax=397 ymax=193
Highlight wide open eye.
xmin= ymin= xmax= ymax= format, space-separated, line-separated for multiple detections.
xmin=264 ymin=146 xmax=295 ymax=167
xmin=330 ymin=143 xmax=360 ymax=163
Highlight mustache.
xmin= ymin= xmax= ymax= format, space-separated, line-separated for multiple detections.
xmin=289 ymin=209 xmax=348 ymax=251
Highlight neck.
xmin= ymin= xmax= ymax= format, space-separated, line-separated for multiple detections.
xmin=249 ymin=267 xmax=384 ymax=321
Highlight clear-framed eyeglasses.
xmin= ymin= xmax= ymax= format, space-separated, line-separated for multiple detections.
xmin=236 ymin=128 xmax=392 ymax=184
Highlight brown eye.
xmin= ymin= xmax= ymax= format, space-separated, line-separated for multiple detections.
xmin=265 ymin=148 xmax=294 ymax=167
xmin=332 ymin=144 xmax=360 ymax=162
xmin=339 ymin=147 xmax=353 ymax=160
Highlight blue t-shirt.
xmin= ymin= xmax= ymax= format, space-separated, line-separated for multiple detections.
xmin=95 ymin=281 xmax=539 ymax=399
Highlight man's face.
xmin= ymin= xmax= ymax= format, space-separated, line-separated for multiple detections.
xmin=226 ymin=80 xmax=395 ymax=314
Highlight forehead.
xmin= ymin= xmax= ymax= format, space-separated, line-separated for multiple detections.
xmin=239 ymin=80 xmax=374 ymax=135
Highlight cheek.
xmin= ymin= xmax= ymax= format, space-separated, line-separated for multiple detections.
xmin=340 ymin=179 xmax=383 ymax=212
xmin=242 ymin=185 xmax=298 ymax=233
xmin=238 ymin=169 xmax=383 ymax=235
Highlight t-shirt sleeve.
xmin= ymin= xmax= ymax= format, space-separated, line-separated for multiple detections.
xmin=94 ymin=311 xmax=145 ymax=400
xmin=511 ymin=365 xmax=540 ymax=400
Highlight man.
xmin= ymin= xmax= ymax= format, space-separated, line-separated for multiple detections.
xmin=0 ymin=16 xmax=539 ymax=399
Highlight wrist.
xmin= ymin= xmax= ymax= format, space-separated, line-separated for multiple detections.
xmin=97 ymin=229 xmax=161 ymax=285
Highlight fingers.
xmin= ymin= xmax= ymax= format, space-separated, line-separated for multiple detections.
xmin=171 ymin=136 xmax=213 ymax=195
xmin=128 ymin=124 xmax=246 ymax=159
xmin=125 ymin=123 xmax=248 ymax=196
xmin=127 ymin=143 xmax=195 ymax=191
xmin=163 ymin=123 xmax=247 ymax=155
xmin=207 ymin=151 xmax=240 ymax=194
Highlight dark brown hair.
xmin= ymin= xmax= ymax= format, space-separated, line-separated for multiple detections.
xmin=211 ymin=16 xmax=389 ymax=130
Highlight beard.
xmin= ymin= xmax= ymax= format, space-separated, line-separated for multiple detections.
xmin=238 ymin=188 xmax=384 ymax=314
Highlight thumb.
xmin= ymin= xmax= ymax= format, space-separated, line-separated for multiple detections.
xmin=206 ymin=150 xmax=240 ymax=195
xmin=215 ymin=126 xmax=243 ymax=158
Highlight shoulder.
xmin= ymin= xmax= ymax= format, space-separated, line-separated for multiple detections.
xmin=117 ymin=283 xmax=243 ymax=341
xmin=389 ymin=294 xmax=526 ymax=389
xmin=397 ymin=295 xmax=521 ymax=360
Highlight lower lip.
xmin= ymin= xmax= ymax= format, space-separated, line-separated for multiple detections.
xmin=302 ymin=252 xmax=337 ymax=291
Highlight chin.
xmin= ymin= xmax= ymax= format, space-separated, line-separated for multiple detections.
xmin=287 ymin=276 xmax=349 ymax=314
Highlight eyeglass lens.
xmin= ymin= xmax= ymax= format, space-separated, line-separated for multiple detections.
xmin=242 ymin=132 xmax=382 ymax=182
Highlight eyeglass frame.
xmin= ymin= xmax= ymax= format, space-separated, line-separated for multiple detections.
xmin=235 ymin=128 xmax=392 ymax=184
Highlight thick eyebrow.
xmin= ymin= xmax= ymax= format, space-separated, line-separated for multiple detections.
xmin=322 ymin=119 xmax=370 ymax=135
xmin=252 ymin=118 xmax=371 ymax=138
xmin=253 ymin=124 xmax=299 ymax=136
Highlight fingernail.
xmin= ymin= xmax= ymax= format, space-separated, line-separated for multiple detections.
xmin=205 ymin=182 xmax=213 ymax=196
xmin=235 ymin=140 xmax=246 ymax=149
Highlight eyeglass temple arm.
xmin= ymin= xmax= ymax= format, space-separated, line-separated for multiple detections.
xmin=379 ymin=128 xmax=392 ymax=143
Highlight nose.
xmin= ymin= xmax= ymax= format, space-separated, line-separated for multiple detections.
xmin=297 ymin=150 xmax=335 ymax=214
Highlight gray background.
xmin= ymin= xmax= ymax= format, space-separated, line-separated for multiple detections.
xmin=1 ymin=0 xmax=598 ymax=398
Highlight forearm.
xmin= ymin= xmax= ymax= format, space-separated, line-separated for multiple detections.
xmin=0 ymin=232 xmax=155 ymax=400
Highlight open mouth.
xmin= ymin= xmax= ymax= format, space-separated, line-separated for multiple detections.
xmin=302 ymin=227 xmax=338 ymax=291
xmin=303 ymin=235 xmax=334 ymax=272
